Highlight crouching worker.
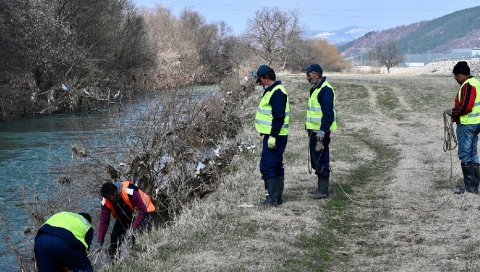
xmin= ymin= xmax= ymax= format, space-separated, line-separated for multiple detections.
xmin=97 ymin=181 xmax=155 ymax=259
xmin=34 ymin=212 xmax=93 ymax=272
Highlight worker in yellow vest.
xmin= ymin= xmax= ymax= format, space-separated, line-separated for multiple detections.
xmin=305 ymin=64 xmax=337 ymax=199
xmin=34 ymin=212 xmax=93 ymax=272
xmin=445 ymin=61 xmax=480 ymax=194
xmin=255 ymin=65 xmax=290 ymax=206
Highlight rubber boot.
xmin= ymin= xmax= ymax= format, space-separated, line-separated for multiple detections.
xmin=262 ymin=179 xmax=279 ymax=206
xmin=277 ymin=176 xmax=284 ymax=205
xmin=264 ymin=180 xmax=269 ymax=198
xmin=455 ymin=164 xmax=477 ymax=194
xmin=312 ymin=176 xmax=329 ymax=199
xmin=473 ymin=163 xmax=480 ymax=193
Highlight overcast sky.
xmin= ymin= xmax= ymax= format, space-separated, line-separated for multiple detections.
xmin=132 ymin=0 xmax=480 ymax=35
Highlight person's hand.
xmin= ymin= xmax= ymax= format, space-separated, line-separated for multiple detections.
xmin=90 ymin=241 xmax=103 ymax=254
xmin=267 ymin=136 xmax=276 ymax=149
xmin=316 ymin=130 xmax=325 ymax=141
xmin=444 ymin=108 xmax=453 ymax=116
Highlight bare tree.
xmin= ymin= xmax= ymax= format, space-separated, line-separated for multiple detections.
xmin=244 ymin=7 xmax=302 ymax=68
xmin=369 ymin=42 xmax=405 ymax=73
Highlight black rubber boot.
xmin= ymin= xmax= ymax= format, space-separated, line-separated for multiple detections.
xmin=312 ymin=176 xmax=329 ymax=199
xmin=277 ymin=176 xmax=284 ymax=205
xmin=455 ymin=164 xmax=477 ymax=194
xmin=264 ymin=180 xmax=269 ymax=198
xmin=262 ymin=179 xmax=279 ymax=206
xmin=473 ymin=163 xmax=480 ymax=193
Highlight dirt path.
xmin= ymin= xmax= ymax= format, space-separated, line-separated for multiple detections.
xmin=331 ymin=76 xmax=480 ymax=271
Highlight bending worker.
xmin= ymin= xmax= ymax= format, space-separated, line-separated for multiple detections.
xmin=34 ymin=211 xmax=93 ymax=272
xmin=255 ymin=64 xmax=290 ymax=206
xmin=305 ymin=64 xmax=337 ymax=199
xmin=445 ymin=61 xmax=480 ymax=194
xmin=97 ymin=180 xmax=155 ymax=259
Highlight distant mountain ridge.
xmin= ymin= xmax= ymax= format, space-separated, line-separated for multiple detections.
xmin=305 ymin=25 xmax=382 ymax=45
xmin=339 ymin=6 xmax=480 ymax=58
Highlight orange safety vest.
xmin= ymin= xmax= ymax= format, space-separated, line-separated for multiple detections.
xmin=101 ymin=181 xmax=156 ymax=218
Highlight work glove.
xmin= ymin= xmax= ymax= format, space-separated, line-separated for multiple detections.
xmin=444 ymin=108 xmax=453 ymax=116
xmin=267 ymin=136 xmax=276 ymax=149
xmin=316 ymin=130 xmax=325 ymax=141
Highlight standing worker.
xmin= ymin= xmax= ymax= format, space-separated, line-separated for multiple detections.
xmin=445 ymin=61 xmax=480 ymax=194
xmin=255 ymin=65 xmax=290 ymax=206
xmin=34 ymin=212 xmax=93 ymax=272
xmin=97 ymin=180 xmax=155 ymax=259
xmin=305 ymin=64 xmax=337 ymax=199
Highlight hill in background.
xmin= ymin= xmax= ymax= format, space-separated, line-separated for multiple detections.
xmin=305 ymin=25 xmax=382 ymax=46
xmin=340 ymin=6 xmax=480 ymax=58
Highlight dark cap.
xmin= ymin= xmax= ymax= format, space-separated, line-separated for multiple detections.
xmin=78 ymin=212 xmax=92 ymax=224
xmin=453 ymin=61 xmax=470 ymax=75
xmin=305 ymin=64 xmax=323 ymax=74
xmin=255 ymin=65 xmax=274 ymax=83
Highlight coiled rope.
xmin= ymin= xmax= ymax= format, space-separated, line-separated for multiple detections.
xmin=443 ymin=111 xmax=457 ymax=190
xmin=443 ymin=111 xmax=457 ymax=152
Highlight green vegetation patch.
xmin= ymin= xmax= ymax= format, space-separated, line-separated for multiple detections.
xmin=284 ymin=128 xmax=400 ymax=271
xmin=335 ymin=83 xmax=371 ymax=114
xmin=373 ymin=86 xmax=399 ymax=112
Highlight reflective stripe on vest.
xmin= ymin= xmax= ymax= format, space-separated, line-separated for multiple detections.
xmin=459 ymin=77 xmax=480 ymax=125
xmin=101 ymin=181 xmax=156 ymax=218
xmin=305 ymin=81 xmax=337 ymax=131
xmin=255 ymin=85 xmax=290 ymax=135
xmin=43 ymin=212 xmax=92 ymax=253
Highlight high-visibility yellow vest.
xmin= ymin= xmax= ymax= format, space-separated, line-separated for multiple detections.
xmin=305 ymin=81 xmax=337 ymax=131
xmin=458 ymin=77 xmax=480 ymax=125
xmin=43 ymin=212 xmax=92 ymax=253
xmin=255 ymin=84 xmax=290 ymax=135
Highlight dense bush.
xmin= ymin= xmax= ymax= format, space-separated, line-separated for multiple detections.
xmin=0 ymin=0 xmax=156 ymax=120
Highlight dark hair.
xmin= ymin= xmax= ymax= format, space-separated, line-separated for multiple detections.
xmin=101 ymin=182 xmax=117 ymax=198
xmin=78 ymin=212 xmax=92 ymax=224
xmin=453 ymin=61 xmax=470 ymax=75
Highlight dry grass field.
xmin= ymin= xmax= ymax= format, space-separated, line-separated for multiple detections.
xmin=108 ymin=71 xmax=480 ymax=271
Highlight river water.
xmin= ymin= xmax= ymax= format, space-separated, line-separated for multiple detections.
xmin=0 ymin=86 xmax=217 ymax=271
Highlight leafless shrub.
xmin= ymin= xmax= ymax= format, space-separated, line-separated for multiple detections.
xmin=60 ymin=76 xmax=256 ymax=223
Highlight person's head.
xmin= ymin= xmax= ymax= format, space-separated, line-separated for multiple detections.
xmin=78 ymin=212 xmax=92 ymax=224
xmin=101 ymin=182 xmax=119 ymax=201
xmin=453 ymin=61 xmax=471 ymax=85
xmin=255 ymin=65 xmax=276 ymax=87
xmin=305 ymin=64 xmax=323 ymax=85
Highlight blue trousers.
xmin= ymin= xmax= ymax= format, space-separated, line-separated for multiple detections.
xmin=457 ymin=123 xmax=480 ymax=164
xmin=260 ymin=135 xmax=288 ymax=180
xmin=309 ymin=131 xmax=331 ymax=177
xmin=34 ymin=233 xmax=93 ymax=272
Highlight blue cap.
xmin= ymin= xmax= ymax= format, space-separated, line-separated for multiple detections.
xmin=255 ymin=65 xmax=273 ymax=83
xmin=305 ymin=64 xmax=323 ymax=74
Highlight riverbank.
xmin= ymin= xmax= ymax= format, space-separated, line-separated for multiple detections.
xmin=105 ymin=73 xmax=480 ymax=271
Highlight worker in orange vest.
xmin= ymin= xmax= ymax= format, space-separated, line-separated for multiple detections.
xmin=96 ymin=180 xmax=155 ymax=259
